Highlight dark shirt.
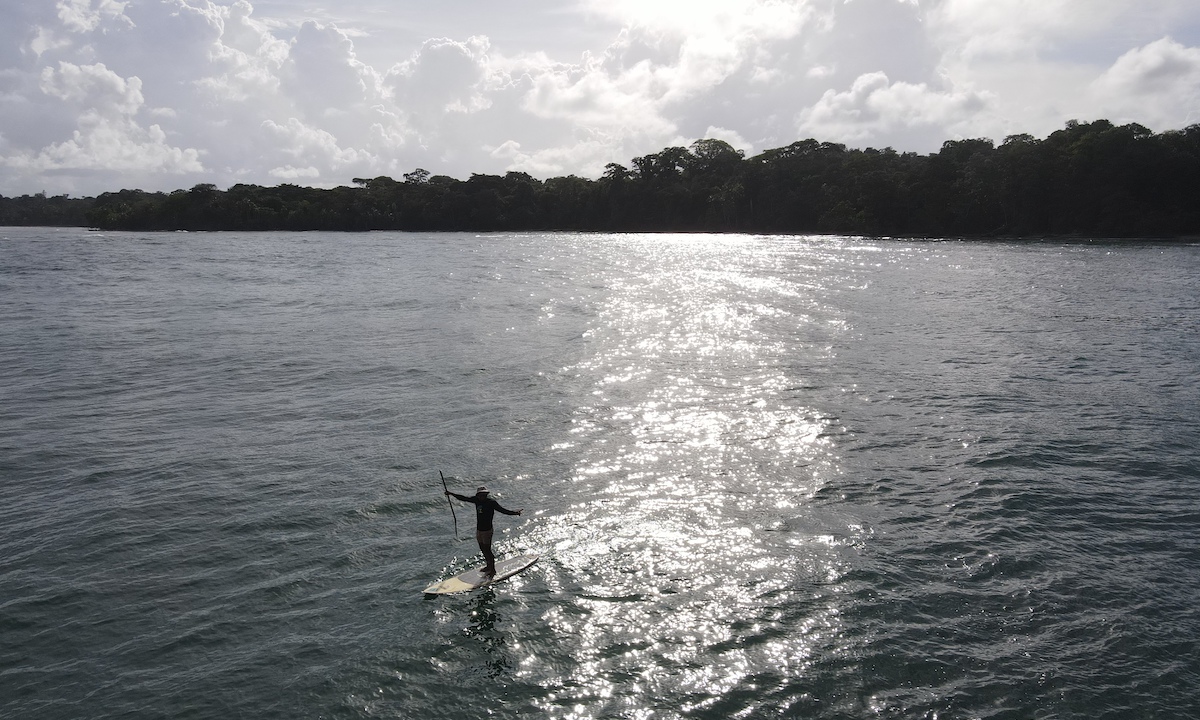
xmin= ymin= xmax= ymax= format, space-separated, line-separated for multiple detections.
xmin=449 ymin=492 xmax=518 ymax=531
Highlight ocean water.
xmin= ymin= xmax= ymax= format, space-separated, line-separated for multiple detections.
xmin=1 ymin=228 xmax=1198 ymax=719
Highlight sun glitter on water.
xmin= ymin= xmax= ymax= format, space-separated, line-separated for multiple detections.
xmin=514 ymin=234 xmax=864 ymax=717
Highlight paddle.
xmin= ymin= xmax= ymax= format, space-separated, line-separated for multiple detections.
xmin=440 ymin=470 xmax=458 ymax=540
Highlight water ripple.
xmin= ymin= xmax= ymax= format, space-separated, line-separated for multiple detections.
xmin=2 ymin=232 xmax=1199 ymax=719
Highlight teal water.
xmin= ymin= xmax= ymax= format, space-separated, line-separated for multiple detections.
xmin=1 ymin=229 xmax=1198 ymax=718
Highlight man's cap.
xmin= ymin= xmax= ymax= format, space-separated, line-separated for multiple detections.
xmin=476 ymin=485 xmax=489 ymax=494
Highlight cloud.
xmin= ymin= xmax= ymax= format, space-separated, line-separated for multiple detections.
xmin=269 ymin=164 xmax=319 ymax=180
xmin=56 ymin=0 xmax=132 ymax=34
xmin=284 ymin=20 xmax=376 ymax=116
xmin=927 ymin=0 xmax=1109 ymax=60
xmin=260 ymin=116 xmax=368 ymax=173
xmin=1093 ymin=37 xmax=1200 ymax=126
xmin=924 ymin=1 xmax=1200 ymax=140
xmin=522 ymin=53 xmax=674 ymax=136
xmin=579 ymin=0 xmax=813 ymax=105
xmin=928 ymin=0 xmax=1200 ymax=62
xmin=798 ymin=71 xmax=991 ymax=144
xmin=1096 ymin=36 xmax=1200 ymax=93
xmin=387 ymin=36 xmax=491 ymax=115
xmin=583 ymin=0 xmax=811 ymax=41
xmin=19 ymin=119 xmax=203 ymax=174
xmin=2 ymin=3 xmax=58 ymax=68
xmin=1 ymin=61 xmax=203 ymax=174
xmin=488 ymin=135 xmax=634 ymax=178
xmin=701 ymin=126 xmax=753 ymax=155
xmin=509 ymin=1 xmax=821 ymax=171
xmin=1 ymin=0 xmax=1199 ymax=196
xmin=39 ymin=60 xmax=140 ymax=114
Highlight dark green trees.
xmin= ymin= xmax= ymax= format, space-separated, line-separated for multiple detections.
xmin=5 ymin=119 xmax=1196 ymax=236
xmin=0 ymin=192 xmax=93 ymax=226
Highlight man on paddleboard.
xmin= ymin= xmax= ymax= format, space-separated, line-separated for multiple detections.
xmin=445 ymin=485 xmax=523 ymax=577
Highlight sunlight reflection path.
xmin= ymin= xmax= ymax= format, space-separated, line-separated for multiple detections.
xmin=525 ymin=234 xmax=871 ymax=717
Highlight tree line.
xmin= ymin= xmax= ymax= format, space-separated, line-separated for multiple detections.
xmin=3 ymin=119 xmax=1198 ymax=237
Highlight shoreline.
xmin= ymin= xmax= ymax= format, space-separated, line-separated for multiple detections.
xmin=3 ymin=224 xmax=1199 ymax=244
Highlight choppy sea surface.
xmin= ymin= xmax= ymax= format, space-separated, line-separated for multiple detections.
xmin=1 ymin=228 xmax=1198 ymax=719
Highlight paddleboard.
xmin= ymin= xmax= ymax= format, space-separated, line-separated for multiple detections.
xmin=423 ymin=553 xmax=540 ymax=595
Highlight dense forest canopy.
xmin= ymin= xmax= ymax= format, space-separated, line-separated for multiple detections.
xmin=3 ymin=119 xmax=1199 ymax=237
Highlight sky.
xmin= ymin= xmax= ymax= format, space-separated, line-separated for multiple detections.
xmin=1 ymin=0 xmax=1199 ymax=196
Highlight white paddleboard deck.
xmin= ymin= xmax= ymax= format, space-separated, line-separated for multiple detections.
xmin=423 ymin=553 xmax=539 ymax=595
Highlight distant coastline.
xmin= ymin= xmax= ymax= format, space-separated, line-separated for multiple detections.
xmin=3 ymin=119 xmax=1198 ymax=238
